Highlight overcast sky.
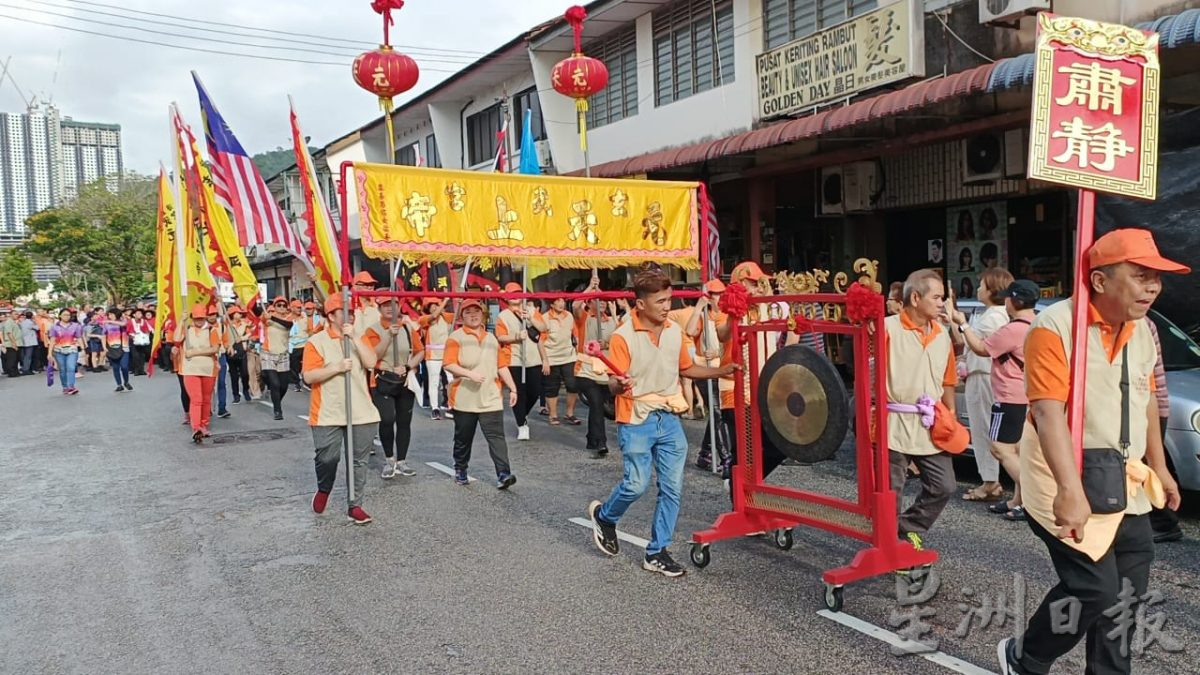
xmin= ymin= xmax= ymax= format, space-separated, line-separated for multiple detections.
xmin=0 ymin=0 xmax=569 ymax=173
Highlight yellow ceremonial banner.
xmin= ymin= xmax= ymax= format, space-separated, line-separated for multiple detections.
xmin=187 ymin=131 xmax=259 ymax=309
xmin=354 ymin=164 xmax=700 ymax=269
xmin=171 ymin=105 xmax=214 ymax=311
xmin=151 ymin=166 xmax=176 ymax=371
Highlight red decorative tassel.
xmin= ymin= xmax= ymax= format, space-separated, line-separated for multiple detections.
xmin=845 ymin=281 xmax=883 ymax=323
xmin=565 ymin=5 xmax=588 ymax=53
xmin=719 ymin=283 xmax=750 ymax=321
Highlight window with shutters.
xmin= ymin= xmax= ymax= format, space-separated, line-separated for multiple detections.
xmin=513 ymin=88 xmax=547 ymax=148
xmin=652 ymin=0 xmax=735 ymax=107
xmin=425 ymin=134 xmax=441 ymax=168
xmin=466 ymin=104 xmax=503 ymax=167
xmin=586 ymin=27 xmax=639 ymax=129
xmin=762 ymin=0 xmax=877 ymax=50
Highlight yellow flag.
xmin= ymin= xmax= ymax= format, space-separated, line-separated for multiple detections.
xmin=185 ymin=126 xmax=259 ymax=309
xmin=151 ymin=165 xmax=176 ymax=373
xmin=171 ymin=104 xmax=215 ymax=311
xmin=290 ymin=99 xmax=342 ymax=298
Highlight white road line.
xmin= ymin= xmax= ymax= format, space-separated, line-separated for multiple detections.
xmin=425 ymin=461 xmax=477 ymax=483
xmin=817 ymin=610 xmax=998 ymax=675
xmin=567 ymin=517 xmax=651 ymax=549
xmin=258 ymin=401 xmax=272 ymax=409
xmin=298 ymin=415 xmax=309 ymax=421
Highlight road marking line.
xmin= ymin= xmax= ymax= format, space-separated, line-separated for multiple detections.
xmin=426 ymin=461 xmax=477 ymax=483
xmin=298 ymin=415 xmax=309 ymax=421
xmin=817 ymin=610 xmax=997 ymax=675
xmin=258 ymin=401 xmax=272 ymax=409
xmin=567 ymin=517 xmax=651 ymax=549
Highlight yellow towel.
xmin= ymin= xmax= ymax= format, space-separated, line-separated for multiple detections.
xmin=1126 ymin=459 xmax=1166 ymax=509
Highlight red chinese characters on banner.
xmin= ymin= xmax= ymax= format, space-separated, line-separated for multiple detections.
xmin=1027 ymin=14 xmax=1160 ymax=200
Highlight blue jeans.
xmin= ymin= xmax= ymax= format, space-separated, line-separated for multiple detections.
xmin=54 ymin=350 xmax=78 ymax=389
xmin=216 ymin=354 xmax=228 ymax=412
xmin=598 ymin=411 xmax=688 ymax=556
xmin=109 ymin=350 xmax=130 ymax=386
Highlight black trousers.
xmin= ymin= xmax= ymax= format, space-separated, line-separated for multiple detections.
xmin=542 ymin=363 xmax=577 ymax=398
xmin=702 ymin=408 xmax=736 ymax=467
xmin=289 ymin=350 xmax=304 ymax=388
xmin=1149 ymin=418 xmax=1180 ymax=533
xmin=227 ymin=355 xmax=249 ymax=401
xmin=32 ymin=343 xmax=47 ymax=372
xmin=373 ymin=387 xmax=415 ymax=460
xmin=263 ymin=369 xmax=288 ymax=414
xmin=507 ymin=365 xmax=542 ymax=427
xmin=574 ymin=375 xmax=610 ymax=450
xmin=177 ymin=374 xmax=190 ymax=414
xmin=2 ymin=348 xmax=18 ymax=376
xmin=130 ymin=344 xmax=150 ymax=375
xmin=1019 ymin=514 xmax=1154 ymax=675
xmin=452 ymin=409 xmax=510 ymax=476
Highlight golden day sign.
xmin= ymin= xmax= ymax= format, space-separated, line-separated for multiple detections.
xmin=354 ymin=163 xmax=701 ymax=268
xmin=755 ymin=0 xmax=924 ymax=120
xmin=1028 ymin=14 xmax=1160 ymax=200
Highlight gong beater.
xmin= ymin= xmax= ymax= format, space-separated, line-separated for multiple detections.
xmin=756 ymin=345 xmax=849 ymax=464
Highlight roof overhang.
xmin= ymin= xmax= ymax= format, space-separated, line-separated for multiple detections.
xmin=530 ymin=0 xmax=673 ymax=51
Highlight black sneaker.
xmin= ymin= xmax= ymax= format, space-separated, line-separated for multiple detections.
xmin=496 ymin=472 xmax=516 ymax=490
xmin=124 ymin=383 xmax=133 ymax=391
xmin=588 ymin=500 xmax=619 ymax=556
xmin=115 ymin=386 xmax=124 ymax=393
xmin=996 ymin=637 xmax=1028 ymax=675
xmin=273 ymin=411 xmax=284 ymax=421
xmin=589 ymin=446 xmax=608 ymax=460
xmin=218 ymin=409 xmax=231 ymax=419
xmin=642 ymin=550 xmax=686 ymax=578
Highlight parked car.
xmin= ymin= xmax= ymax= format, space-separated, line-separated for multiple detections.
xmin=954 ymin=299 xmax=1200 ymax=492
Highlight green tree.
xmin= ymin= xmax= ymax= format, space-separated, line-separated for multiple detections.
xmin=0 ymin=247 xmax=38 ymax=300
xmin=252 ymin=146 xmax=317 ymax=180
xmin=24 ymin=174 xmax=156 ymax=305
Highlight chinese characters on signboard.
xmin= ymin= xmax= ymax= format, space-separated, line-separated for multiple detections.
xmin=755 ymin=0 xmax=924 ymax=120
xmin=1027 ymin=14 xmax=1160 ymax=200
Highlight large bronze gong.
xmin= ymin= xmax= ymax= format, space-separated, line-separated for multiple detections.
xmin=756 ymin=345 xmax=849 ymax=464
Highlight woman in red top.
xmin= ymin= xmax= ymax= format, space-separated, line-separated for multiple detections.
xmin=127 ymin=308 xmax=153 ymax=376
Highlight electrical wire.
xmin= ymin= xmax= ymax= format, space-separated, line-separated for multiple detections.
xmin=934 ymin=11 xmax=995 ymax=63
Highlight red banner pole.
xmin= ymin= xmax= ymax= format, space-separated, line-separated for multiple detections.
xmin=1067 ymin=189 xmax=1096 ymax=471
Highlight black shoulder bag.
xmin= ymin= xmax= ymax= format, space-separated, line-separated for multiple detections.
xmin=374 ymin=324 xmax=409 ymax=398
xmin=1080 ymin=345 xmax=1130 ymax=514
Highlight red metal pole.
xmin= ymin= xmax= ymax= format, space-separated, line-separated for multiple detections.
xmin=697 ymin=183 xmax=710 ymax=284
xmin=1068 ymin=190 xmax=1096 ymax=472
xmin=338 ymin=161 xmax=353 ymax=287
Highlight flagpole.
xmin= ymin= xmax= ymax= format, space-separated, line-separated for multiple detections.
xmin=701 ymin=305 xmax=720 ymax=474
xmin=580 ymin=116 xmax=603 ymax=366
xmin=342 ymin=281 xmax=355 ymax=508
xmin=502 ymin=98 xmax=529 ymax=386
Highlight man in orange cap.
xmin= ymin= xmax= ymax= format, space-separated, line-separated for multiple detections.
xmin=494 ymin=281 xmax=541 ymax=440
xmin=260 ymin=295 xmax=295 ymax=420
xmin=226 ymin=305 xmax=252 ymax=405
xmin=302 ymin=293 xmax=381 ymax=525
xmin=443 ymin=298 xmax=519 ymax=488
xmin=999 ymin=229 xmax=1186 ymax=675
xmin=572 ymin=274 xmax=618 ymax=458
xmin=351 ymin=270 xmax=381 ymax=338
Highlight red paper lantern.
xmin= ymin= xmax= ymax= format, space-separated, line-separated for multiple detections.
xmin=352 ymin=47 xmax=419 ymax=104
xmin=552 ymin=6 xmax=610 ymax=151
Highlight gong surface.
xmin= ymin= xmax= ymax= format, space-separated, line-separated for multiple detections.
xmin=756 ymin=345 xmax=849 ymax=464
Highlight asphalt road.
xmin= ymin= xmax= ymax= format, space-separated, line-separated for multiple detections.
xmin=2 ymin=370 xmax=1198 ymax=674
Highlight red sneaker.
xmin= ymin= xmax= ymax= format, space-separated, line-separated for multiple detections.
xmin=311 ymin=491 xmax=330 ymax=514
xmin=347 ymin=506 xmax=372 ymax=525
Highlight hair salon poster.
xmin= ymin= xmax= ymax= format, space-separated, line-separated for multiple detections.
xmin=944 ymin=201 xmax=1007 ymax=300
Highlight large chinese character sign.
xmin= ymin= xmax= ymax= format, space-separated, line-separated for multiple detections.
xmin=1028 ymin=13 xmax=1160 ymax=200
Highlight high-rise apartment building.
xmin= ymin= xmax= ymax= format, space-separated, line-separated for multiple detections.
xmin=60 ymin=118 xmax=123 ymax=199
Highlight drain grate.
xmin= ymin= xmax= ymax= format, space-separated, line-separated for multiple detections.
xmin=209 ymin=428 xmax=298 ymax=445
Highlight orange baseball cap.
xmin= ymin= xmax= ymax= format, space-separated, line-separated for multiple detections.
xmin=207 ymin=305 xmax=219 ymax=316
xmin=271 ymin=296 xmax=287 ymax=305
xmin=303 ymin=300 xmax=316 ymax=309
xmin=503 ymin=282 xmax=523 ymax=294
xmin=323 ymin=295 xmax=344 ymax=314
xmin=190 ymin=305 xmax=208 ymax=319
xmin=703 ymin=278 xmax=726 ymax=294
xmin=289 ymin=299 xmax=302 ymax=308
xmin=1087 ymin=228 xmax=1190 ymax=274
xmin=459 ymin=299 xmax=484 ymax=312
xmin=352 ymin=271 xmax=377 ymax=285
xmin=730 ymin=261 xmax=771 ymax=284
xmin=229 ymin=305 xmax=246 ymax=316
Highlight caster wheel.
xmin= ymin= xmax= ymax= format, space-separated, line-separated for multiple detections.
xmin=689 ymin=543 xmax=711 ymax=568
xmin=823 ymin=584 xmax=844 ymax=613
xmin=772 ymin=528 xmax=794 ymax=551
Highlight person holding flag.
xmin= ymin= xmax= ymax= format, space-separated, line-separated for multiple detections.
xmin=177 ymin=304 xmax=220 ymax=443
xmin=260 ymin=297 xmax=295 ymax=421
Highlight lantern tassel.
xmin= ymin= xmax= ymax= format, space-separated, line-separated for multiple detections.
xmin=380 ymin=97 xmax=397 ymax=162
xmin=576 ymin=98 xmax=589 ymax=152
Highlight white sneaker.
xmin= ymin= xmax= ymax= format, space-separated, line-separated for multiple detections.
xmin=381 ymin=462 xmax=396 ymax=479
xmin=517 ymin=425 xmax=530 ymax=441
xmin=396 ymin=461 xmax=417 ymax=477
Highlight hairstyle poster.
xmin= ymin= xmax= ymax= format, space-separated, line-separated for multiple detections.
xmin=946 ymin=201 xmax=1007 ymax=301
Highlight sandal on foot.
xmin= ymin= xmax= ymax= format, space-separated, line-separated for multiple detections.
xmin=988 ymin=501 xmax=1013 ymax=515
xmin=1004 ymin=506 xmax=1027 ymax=522
xmin=564 ymin=415 xmax=582 ymax=425
xmin=963 ymin=484 xmax=1004 ymax=502
xmin=549 ymin=417 xmax=561 ymax=426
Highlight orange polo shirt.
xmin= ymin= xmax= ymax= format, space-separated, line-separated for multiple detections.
xmin=1025 ymin=303 xmax=1148 ymax=403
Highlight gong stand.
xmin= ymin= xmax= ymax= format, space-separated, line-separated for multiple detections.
xmin=688 ymin=289 xmax=937 ymax=613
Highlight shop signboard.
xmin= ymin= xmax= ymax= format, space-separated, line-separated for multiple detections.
xmin=755 ymin=0 xmax=924 ymax=120
xmin=1027 ymin=13 xmax=1160 ymax=200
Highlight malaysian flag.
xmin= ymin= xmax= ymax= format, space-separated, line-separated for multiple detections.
xmin=701 ymin=186 xmax=721 ymax=280
xmin=192 ymin=72 xmax=309 ymax=264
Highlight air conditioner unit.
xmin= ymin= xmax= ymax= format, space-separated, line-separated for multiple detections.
xmin=842 ymin=161 xmax=877 ymax=212
xmin=1003 ymin=127 xmax=1026 ymax=178
xmin=534 ymin=139 xmax=553 ymax=168
xmin=979 ymin=0 xmax=1050 ymax=24
xmin=962 ymin=133 xmax=1004 ymax=185
xmin=818 ymin=166 xmax=844 ymax=216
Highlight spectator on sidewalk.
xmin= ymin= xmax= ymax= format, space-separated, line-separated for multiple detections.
xmin=19 ymin=310 xmax=39 ymax=376
xmin=1146 ymin=319 xmax=1183 ymax=544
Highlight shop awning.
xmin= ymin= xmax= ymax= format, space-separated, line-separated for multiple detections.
xmin=581 ymin=63 xmax=997 ymax=178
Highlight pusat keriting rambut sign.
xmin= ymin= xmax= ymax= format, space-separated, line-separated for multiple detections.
xmin=755 ymin=0 xmax=924 ymax=120
xmin=1027 ymin=13 xmax=1160 ymax=200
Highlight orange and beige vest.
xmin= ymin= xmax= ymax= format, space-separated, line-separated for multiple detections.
xmin=884 ymin=313 xmax=953 ymax=456
xmin=576 ymin=312 xmax=616 ymax=382
xmin=425 ymin=315 xmax=451 ymax=361
xmin=180 ymin=326 xmax=216 ymax=377
xmin=447 ymin=328 xmax=503 ymax=413
xmin=370 ymin=321 xmax=413 ymax=371
xmin=306 ymin=329 xmax=381 ymax=426
xmin=353 ymin=301 xmax=381 ymax=338
xmin=1020 ymin=300 xmax=1157 ymax=561
xmin=264 ymin=318 xmax=291 ymax=355
xmin=543 ymin=309 xmax=577 ymax=366
xmin=616 ymin=318 xmax=687 ymax=425
xmin=498 ymin=308 xmax=541 ymax=368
